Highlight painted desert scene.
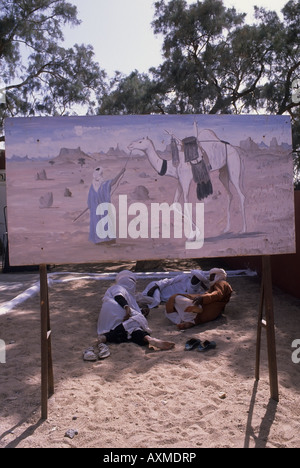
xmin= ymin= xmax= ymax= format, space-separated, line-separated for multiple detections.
xmin=4 ymin=114 xmax=295 ymax=266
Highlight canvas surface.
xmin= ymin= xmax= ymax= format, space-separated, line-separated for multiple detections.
xmin=4 ymin=114 xmax=295 ymax=266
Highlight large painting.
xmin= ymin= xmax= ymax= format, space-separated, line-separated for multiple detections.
xmin=4 ymin=115 xmax=295 ymax=266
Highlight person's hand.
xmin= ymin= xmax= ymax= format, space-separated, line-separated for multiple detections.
xmin=141 ymin=307 xmax=150 ymax=318
xmin=193 ymin=296 xmax=203 ymax=306
xmin=123 ymin=305 xmax=132 ymax=321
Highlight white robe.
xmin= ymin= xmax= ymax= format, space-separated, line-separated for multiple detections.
xmin=97 ymin=277 xmax=151 ymax=338
xmin=165 ymin=295 xmax=197 ymax=325
xmin=123 ymin=310 xmax=151 ymax=338
xmin=142 ymin=271 xmax=209 ymax=309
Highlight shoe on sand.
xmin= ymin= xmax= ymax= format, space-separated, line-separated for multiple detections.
xmin=83 ymin=347 xmax=98 ymax=361
xmin=97 ymin=343 xmax=110 ymax=359
xmin=185 ymin=338 xmax=201 ymax=351
xmin=198 ymin=340 xmax=217 ymax=352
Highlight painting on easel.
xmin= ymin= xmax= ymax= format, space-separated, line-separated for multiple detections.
xmin=4 ymin=114 xmax=295 ymax=266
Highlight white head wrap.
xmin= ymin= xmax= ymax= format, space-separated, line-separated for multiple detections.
xmin=115 ymin=270 xmax=137 ymax=295
xmin=209 ymin=268 xmax=227 ymax=286
xmin=92 ymin=166 xmax=104 ymax=191
xmin=93 ymin=166 xmax=104 ymax=180
xmin=116 ymin=270 xmax=136 ymax=283
xmin=191 ymin=270 xmax=210 ymax=288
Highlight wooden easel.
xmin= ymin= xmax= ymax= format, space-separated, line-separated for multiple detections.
xmin=255 ymin=256 xmax=279 ymax=402
xmin=40 ymin=264 xmax=54 ymax=420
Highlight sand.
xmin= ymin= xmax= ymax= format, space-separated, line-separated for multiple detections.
xmin=0 ymin=260 xmax=300 ymax=449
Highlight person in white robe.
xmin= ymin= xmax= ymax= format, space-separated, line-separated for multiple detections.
xmin=97 ymin=270 xmax=175 ymax=351
xmin=141 ymin=270 xmax=210 ymax=309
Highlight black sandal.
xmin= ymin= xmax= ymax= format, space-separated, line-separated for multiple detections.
xmin=198 ymin=340 xmax=217 ymax=352
xmin=185 ymin=338 xmax=201 ymax=351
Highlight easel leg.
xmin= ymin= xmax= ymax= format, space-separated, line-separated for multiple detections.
xmin=255 ymin=256 xmax=279 ymax=402
xmin=255 ymin=274 xmax=265 ymax=382
xmin=40 ymin=264 xmax=54 ymax=419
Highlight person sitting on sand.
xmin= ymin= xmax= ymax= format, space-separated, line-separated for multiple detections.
xmin=97 ymin=270 xmax=175 ymax=351
xmin=165 ymin=268 xmax=233 ymax=330
xmin=141 ymin=270 xmax=210 ymax=309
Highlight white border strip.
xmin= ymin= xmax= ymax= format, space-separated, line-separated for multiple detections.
xmin=0 ymin=269 xmax=256 ymax=316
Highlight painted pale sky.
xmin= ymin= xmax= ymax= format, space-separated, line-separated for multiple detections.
xmin=5 ymin=115 xmax=292 ymax=160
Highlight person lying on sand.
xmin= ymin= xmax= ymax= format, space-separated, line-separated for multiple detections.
xmin=165 ymin=268 xmax=233 ymax=330
xmin=97 ymin=270 xmax=175 ymax=351
xmin=141 ymin=269 xmax=210 ymax=309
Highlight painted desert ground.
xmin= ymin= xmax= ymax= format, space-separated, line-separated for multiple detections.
xmin=6 ymin=140 xmax=295 ymax=265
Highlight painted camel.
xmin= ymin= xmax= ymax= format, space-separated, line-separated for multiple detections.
xmin=128 ymin=128 xmax=247 ymax=236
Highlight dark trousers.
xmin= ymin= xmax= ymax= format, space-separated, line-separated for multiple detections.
xmin=104 ymin=324 xmax=149 ymax=347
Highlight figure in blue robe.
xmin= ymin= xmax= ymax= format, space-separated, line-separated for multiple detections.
xmin=87 ymin=166 xmax=125 ymax=244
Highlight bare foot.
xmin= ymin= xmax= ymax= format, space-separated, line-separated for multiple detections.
xmin=145 ymin=337 xmax=175 ymax=350
xmin=97 ymin=335 xmax=107 ymax=344
xmin=177 ymin=322 xmax=195 ymax=330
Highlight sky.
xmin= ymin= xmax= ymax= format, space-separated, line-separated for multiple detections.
xmin=62 ymin=0 xmax=287 ymax=77
xmin=4 ymin=114 xmax=292 ymax=159
xmin=0 ymin=0 xmax=288 ymax=152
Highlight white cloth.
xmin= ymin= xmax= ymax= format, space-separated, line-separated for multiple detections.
xmin=142 ymin=270 xmax=209 ymax=309
xmin=97 ymin=271 xmax=144 ymax=336
xmin=209 ymin=268 xmax=227 ymax=287
xmin=191 ymin=270 xmax=210 ymax=287
xmin=123 ymin=309 xmax=151 ymax=338
xmin=115 ymin=270 xmax=136 ymax=285
xmin=165 ymin=296 xmax=196 ymax=325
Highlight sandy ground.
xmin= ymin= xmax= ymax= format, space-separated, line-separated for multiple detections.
xmin=0 ymin=259 xmax=300 ymax=449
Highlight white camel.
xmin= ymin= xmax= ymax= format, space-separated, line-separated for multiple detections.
xmin=128 ymin=137 xmax=198 ymax=240
xmin=128 ymin=128 xmax=247 ymax=235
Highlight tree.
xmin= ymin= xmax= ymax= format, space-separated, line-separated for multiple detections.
xmin=254 ymin=1 xmax=300 ymax=116
xmin=98 ymin=70 xmax=165 ymax=115
xmin=150 ymin=0 xmax=300 ymax=184
xmin=151 ymin=0 xmax=247 ymax=114
xmin=151 ymin=0 xmax=300 ymax=117
xmin=0 ymin=0 xmax=107 ymax=141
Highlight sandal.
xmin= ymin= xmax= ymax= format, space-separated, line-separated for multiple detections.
xmin=185 ymin=338 xmax=201 ymax=351
xmin=97 ymin=343 xmax=110 ymax=359
xmin=83 ymin=347 xmax=98 ymax=361
xmin=198 ymin=340 xmax=217 ymax=352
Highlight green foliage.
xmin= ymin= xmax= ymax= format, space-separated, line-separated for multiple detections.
xmin=0 ymin=0 xmax=106 ymax=132
xmin=98 ymin=0 xmax=299 ymax=162
xmin=149 ymin=0 xmax=300 ymax=116
xmin=1 ymin=0 xmax=299 ymax=187
xmin=98 ymin=71 xmax=164 ymax=115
